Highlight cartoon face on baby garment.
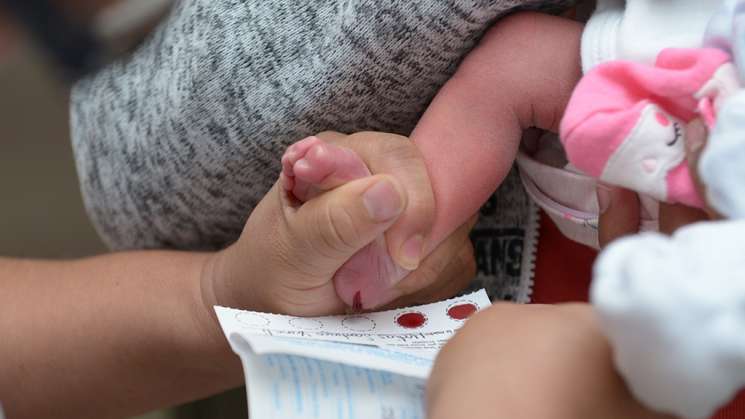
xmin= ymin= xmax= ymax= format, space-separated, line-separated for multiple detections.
xmin=560 ymin=48 xmax=739 ymax=209
xmin=601 ymin=105 xmax=688 ymax=203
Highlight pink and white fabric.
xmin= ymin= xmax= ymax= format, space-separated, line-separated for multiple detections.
xmin=516 ymin=138 xmax=660 ymax=250
xmin=560 ymin=48 xmax=741 ymax=208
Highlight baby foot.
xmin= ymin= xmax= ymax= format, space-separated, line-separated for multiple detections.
xmin=281 ymin=136 xmax=372 ymax=202
xmin=281 ymin=137 xmax=410 ymax=309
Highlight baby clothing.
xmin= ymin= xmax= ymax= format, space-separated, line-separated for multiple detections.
xmin=553 ymin=0 xmax=745 ymax=224
xmin=582 ymin=0 xmax=726 ymax=72
xmin=706 ymin=0 xmax=745 ymax=79
xmin=702 ymin=0 xmax=745 ymax=219
xmin=701 ymin=90 xmax=745 ymax=219
xmin=518 ymin=0 xmax=726 ymax=249
xmin=562 ymin=47 xmax=740 ymax=208
xmin=592 ymin=220 xmax=745 ymax=419
xmin=580 ymin=2 xmax=745 ymax=417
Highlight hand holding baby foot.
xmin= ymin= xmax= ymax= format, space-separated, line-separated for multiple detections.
xmin=281 ymin=134 xmax=411 ymax=309
xmin=212 ymin=131 xmax=471 ymax=316
xmin=206 ymin=169 xmax=407 ymax=317
xmin=279 ymin=132 xmax=459 ymax=310
xmin=280 ymin=131 xmax=475 ymax=310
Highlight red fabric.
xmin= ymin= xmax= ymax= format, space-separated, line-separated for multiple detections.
xmin=531 ymin=212 xmax=745 ymax=418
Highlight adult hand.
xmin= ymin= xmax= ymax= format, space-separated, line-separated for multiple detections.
xmin=321 ymin=131 xmax=477 ymax=308
xmin=597 ymin=120 xmax=717 ymax=248
xmin=427 ymin=304 xmax=677 ymax=419
xmin=204 ymin=131 xmax=476 ymax=317
xmin=318 ymin=131 xmax=439 ymax=271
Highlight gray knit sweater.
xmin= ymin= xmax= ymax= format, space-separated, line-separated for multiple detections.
xmin=71 ymin=0 xmax=573 ymax=249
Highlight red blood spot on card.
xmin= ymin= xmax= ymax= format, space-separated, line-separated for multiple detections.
xmin=396 ymin=312 xmax=426 ymax=329
xmin=447 ymin=303 xmax=478 ymax=320
xmin=655 ymin=112 xmax=671 ymax=127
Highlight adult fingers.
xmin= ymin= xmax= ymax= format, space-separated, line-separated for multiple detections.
xmin=284 ymin=175 xmax=407 ymax=276
xmin=381 ymin=215 xmax=478 ymax=309
xmin=330 ymin=131 xmax=436 ymax=273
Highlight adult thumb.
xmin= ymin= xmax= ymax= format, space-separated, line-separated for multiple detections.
xmin=287 ymin=175 xmax=407 ymax=273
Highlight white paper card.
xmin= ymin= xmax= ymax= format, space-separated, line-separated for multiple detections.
xmin=216 ymin=290 xmax=490 ymax=419
xmin=216 ymin=289 xmax=490 ymax=360
xmin=233 ymin=337 xmax=429 ymax=419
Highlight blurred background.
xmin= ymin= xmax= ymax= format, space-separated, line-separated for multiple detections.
xmin=0 ymin=41 xmax=195 ymax=419
xmin=0 ymin=41 xmax=103 ymax=258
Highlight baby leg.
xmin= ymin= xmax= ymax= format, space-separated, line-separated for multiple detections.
xmin=281 ymin=136 xmax=409 ymax=309
xmin=412 ymin=12 xmax=583 ymax=249
xmin=282 ymin=13 xmax=583 ymax=309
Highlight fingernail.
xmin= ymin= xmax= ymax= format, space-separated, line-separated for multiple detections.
xmin=295 ymin=158 xmax=311 ymax=173
xmin=363 ymin=179 xmax=404 ymax=222
xmin=398 ymin=235 xmax=424 ymax=270
xmin=597 ymin=186 xmax=612 ymax=215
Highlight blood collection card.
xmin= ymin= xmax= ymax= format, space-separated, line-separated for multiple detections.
xmin=215 ymin=289 xmax=490 ymax=359
xmin=215 ymin=290 xmax=490 ymax=419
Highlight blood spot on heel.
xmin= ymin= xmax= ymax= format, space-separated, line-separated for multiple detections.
xmin=352 ymin=291 xmax=363 ymax=312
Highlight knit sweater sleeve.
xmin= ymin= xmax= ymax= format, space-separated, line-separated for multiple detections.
xmin=70 ymin=0 xmax=575 ymax=251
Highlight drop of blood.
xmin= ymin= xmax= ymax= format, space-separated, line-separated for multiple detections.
xmin=352 ymin=291 xmax=362 ymax=311
xmin=397 ymin=312 xmax=426 ymax=329
xmin=447 ymin=303 xmax=478 ymax=320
